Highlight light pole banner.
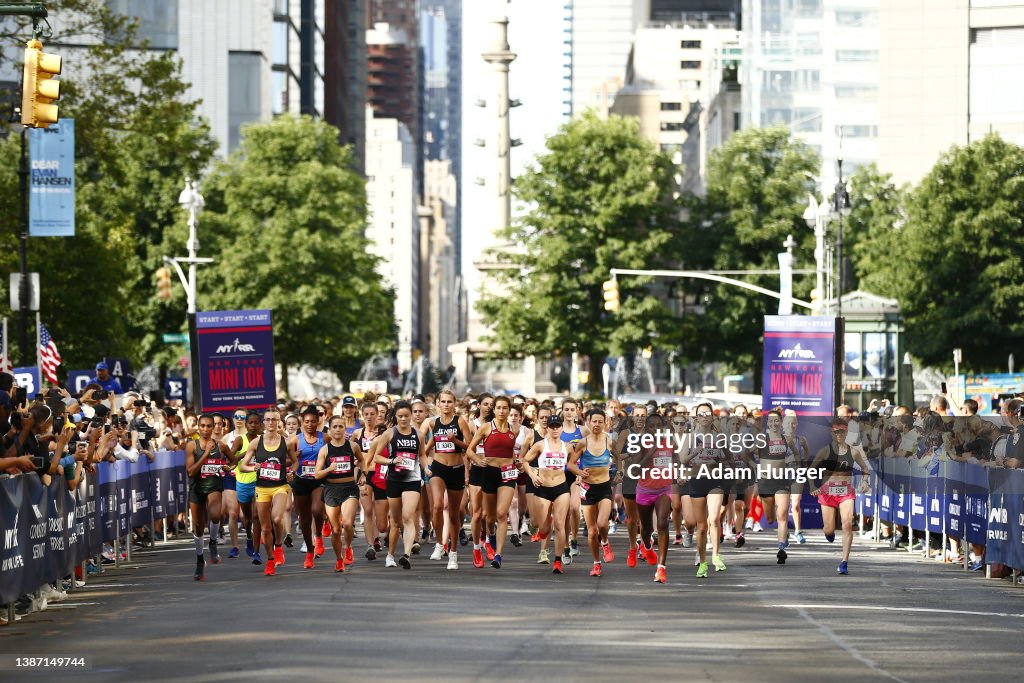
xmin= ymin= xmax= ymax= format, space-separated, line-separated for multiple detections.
xmin=196 ymin=309 xmax=275 ymax=412
xmin=762 ymin=315 xmax=840 ymax=417
xmin=29 ymin=119 xmax=75 ymax=237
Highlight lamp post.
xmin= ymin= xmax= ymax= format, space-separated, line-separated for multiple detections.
xmin=803 ymin=194 xmax=831 ymax=313
xmin=177 ymin=178 xmax=205 ymax=314
xmin=831 ymin=159 xmax=852 ymax=319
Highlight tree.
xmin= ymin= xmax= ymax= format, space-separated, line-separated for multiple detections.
xmin=854 ymin=135 xmax=1024 ymax=370
xmin=844 ymin=164 xmax=905 ymax=296
xmin=478 ymin=112 xmax=683 ymax=393
xmin=197 ymin=115 xmax=395 ymax=394
xmin=686 ymin=127 xmax=820 ymax=381
xmin=0 ymin=1 xmax=216 ymax=372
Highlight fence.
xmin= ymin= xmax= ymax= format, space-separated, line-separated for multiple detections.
xmin=0 ymin=450 xmax=187 ymax=606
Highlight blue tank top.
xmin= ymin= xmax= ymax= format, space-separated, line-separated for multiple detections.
xmin=579 ymin=437 xmax=612 ymax=469
xmin=297 ymin=432 xmax=325 ymax=479
xmin=561 ymin=425 xmax=583 ymax=475
xmin=344 ymin=420 xmax=362 ymax=439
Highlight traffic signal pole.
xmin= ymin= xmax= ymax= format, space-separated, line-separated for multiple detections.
xmin=18 ymin=128 xmax=29 ymax=363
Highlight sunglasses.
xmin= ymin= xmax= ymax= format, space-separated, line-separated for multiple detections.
xmin=264 ymin=418 xmax=279 ymax=423
xmin=233 ymin=415 xmax=246 ymax=420
xmin=696 ymin=413 xmax=712 ymax=418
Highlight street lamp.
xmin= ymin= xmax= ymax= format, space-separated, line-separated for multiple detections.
xmin=803 ymin=194 xmax=831 ymax=313
xmin=177 ymin=178 xmax=205 ymax=315
xmin=830 ymin=159 xmax=852 ymax=319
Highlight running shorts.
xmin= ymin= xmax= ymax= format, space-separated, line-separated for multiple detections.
xmin=255 ymin=484 xmax=290 ymax=503
xmin=323 ymin=481 xmax=360 ymax=507
xmin=758 ymin=463 xmax=793 ymax=497
xmin=236 ymin=481 xmax=256 ymax=504
xmin=481 ymin=464 xmax=517 ymax=494
xmin=688 ymin=476 xmax=726 ymax=499
xmin=430 ymin=461 xmax=466 ymax=491
xmin=534 ymin=479 xmax=571 ymax=502
xmin=222 ymin=475 xmax=236 ymax=491
xmin=386 ymin=478 xmax=422 ymax=498
xmin=635 ymin=484 xmax=672 ymax=507
xmin=290 ymin=476 xmax=322 ymax=497
xmin=580 ymin=480 xmax=613 ymax=506
xmin=468 ymin=464 xmax=484 ymax=487
xmin=817 ymin=481 xmax=855 ymax=508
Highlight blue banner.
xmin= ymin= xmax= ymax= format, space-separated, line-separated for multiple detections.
xmin=892 ymin=457 xmax=910 ymax=526
xmin=165 ymin=377 xmax=188 ymax=401
xmin=926 ymin=459 xmax=945 ymax=534
xmin=762 ymin=316 xmax=839 ymax=416
xmin=943 ymin=460 xmax=966 ymax=539
xmin=964 ymin=463 xmax=989 ymax=546
xmin=13 ymin=366 xmax=42 ymax=396
xmin=985 ymin=469 xmax=1024 ymax=571
xmin=909 ymin=460 xmax=928 ymax=531
xmin=196 ymin=309 xmax=276 ymax=412
xmin=67 ymin=369 xmax=93 ymax=394
xmin=877 ymin=456 xmax=893 ymax=523
xmin=29 ymin=119 xmax=75 ymax=237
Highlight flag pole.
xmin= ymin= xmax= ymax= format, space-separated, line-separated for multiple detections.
xmin=36 ymin=311 xmax=42 ymax=388
xmin=1 ymin=317 xmax=7 ymax=371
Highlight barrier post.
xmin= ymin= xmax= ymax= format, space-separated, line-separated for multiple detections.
xmin=7 ymin=603 xmax=14 ymax=623
xmin=113 ymin=536 xmax=120 ymax=568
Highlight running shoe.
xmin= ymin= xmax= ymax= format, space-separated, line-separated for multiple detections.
xmin=264 ymin=558 xmax=276 ymax=576
xmin=473 ymin=547 xmax=485 ymax=568
xmin=744 ymin=518 xmax=754 ymax=531
xmin=627 ymin=548 xmax=637 ymax=568
xmin=734 ymin=532 xmax=745 ymax=549
xmin=609 ymin=521 xmax=616 ymax=535
xmin=344 ymin=547 xmax=354 ymax=565
xmin=459 ymin=528 xmax=469 ymax=546
xmin=447 ymin=552 xmax=459 ymax=570
xmin=484 ymin=542 xmax=496 ymax=562
xmin=491 ymin=554 xmax=502 ymax=569
xmin=510 ymin=533 xmax=523 ymax=547
xmin=673 ymin=532 xmax=682 ymax=546
xmin=430 ymin=543 xmax=445 ymax=561
xmin=969 ymin=560 xmax=984 ymax=571
xmin=209 ymin=539 xmax=221 ymax=564
xmin=752 ymin=522 xmax=763 ymax=533
xmin=488 ymin=534 xmax=497 ymax=550
xmin=245 ymin=539 xmax=255 ymax=558
xmin=87 ymin=560 xmax=100 ymax=575
xmin=645 ymin=545 xmax=658 ymax=566
xmin=300 ymin=542 xmax=308 ymax=553
xmin=824 ymin=532 xmax=836 ymax=543
xmin=314 ymin=536 xmax=325 ymax=558
xmin=411 ymin=541 xmax=421 ymax=555
xmin=284 ymin=533 xmax=293 ymax=548
xmin=303 ymin=553 xmax=315 ymax=569
xmin=373 ymin=537 xmax=384 ymax=553
xmin=601 ymin=543 xmax=614 ymax=564
xmin=562 ymin=549 xmax=573 ymax=566
xmin=274 ymin=546 xmax=285 ymax=565
xmin=723 ymin=524 xmax=736 ymax=541
xmin=322 ymin=520 xmax=333 ymax=537
xmin=530 ymin=531 xmax=548 ymax=543
xmin=695 ymin=562 xmax=708 ymax=578
xmin=682 ymin=530 xmax=693 ymax=548
xmin=251 ymin=552 xmax=262 ymax=566
xmin=590 ymin=562 xmax=602 ymax=577
xmin=194 ymin=556 xmax=205 ymax=581
xmin=712 ymin=554 xmax=726 ymax=572
xmin=537 ymin=549 xmax=550 ymax=564
xmin=795 ymin=531 xmax=807 ymax=544
xmin=777 ymin=548 xmax=787 ymax=565
xmin=552 ymin=558 xmax=564 ymax=574
xmin=385 ymin=554 xmax=398 ymax=568
xmin=399 ymin=554 xmax=412 ymax=569
xmin=570 ymin=539 xmax=579 ymax=557
xmin=654 ymin=565 xmax=666 ymax=583
xmin=837 ymin=560 xmax=848 ymax=575
xmin=366 ymin=545 xmax=377 ymax=561
xmin=335 ymin=559 xmax=345 ymax=573
xmin=228 ymin=547 xmax=240 ymax=559
xmin=519 ymin=518 xmax=531 ymax=536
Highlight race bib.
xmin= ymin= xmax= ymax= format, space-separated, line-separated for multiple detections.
xmin=827 ymin=484 xmax=850 ymax=496
xmin=394 ymin=454 xmax=416 ymax=472
xmin=300 ymin=464 xmax=317 ymax=478
xmin=379 ymin=465 xmax=388 ymax=477
xmin=500 ymin=463 xmax=519 ymax=482
xmin=201 ymin=463 xmax=222 ymax=477
xmin=579 ymin=481 xmax=590 ymax=499
xmin=259 ymin=463 xmax=282 ymax=481
xmin=541 ymin=453 xmax=566 ymax=470
xmin=435 ymin=436 xmax=456 ymax=453
xmin=653 ymin=456 xmax=672 ymax=468
xmin=331 ymin=457 xmax=352 ymax=474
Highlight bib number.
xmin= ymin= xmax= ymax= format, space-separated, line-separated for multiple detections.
xmin=394 ymin=454 xmax=416 ymax=472
xmin=653 ymin=456 xmax=672 ymax=468
xmin=201 ymin=463 xmax=222 ymax=477
xmin=331 ymin=457 xmax=352 ymax=474
xmin=435 ymin=437 xmax=456 ymax=453
xmin=579 ymin=481 xmax=591 ymax=499
xmin=500 ymin=464 xmax=519 ymax=482
xmin=827 ymin=484 xmax=850 ymax=496
xmin=542 ymin=454 xmax=566 ymax=470
xmin=259 ymin=463 xmax=282 ymax=481
xmin=300 ymin=464 xmax=317 ymax=478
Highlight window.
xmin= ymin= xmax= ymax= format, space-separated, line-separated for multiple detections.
xmin=836 ymin=125 xmax=878 ymax=138
xmin=660 ymin=122 xmax=685 ymax=132
xmin=835 ymin=84 xmax=878 ymax=99
xmin=660 ymin=143 xmax=683 ymax=153
xmin=106 ymin=0 xmax=178 ymax=48
xmin=836 ymin=49 xmax=878 ymax=63
xmin=835 ymin=9 xmax=878 ymax=27
xmin=794 ymin=69 xmax=820 ymax=91
xmin=796 ymin=0 xmax=822 ymax=17
xmin=229 ymin=52 xmax=262 ymax=152
xmin=680 ymin=40 xmax=702 ymax=49
xmin=680 ymin=60 xmax=702 ymax=70
xmin=793 ymin=108 xmax=822 ymax=132
xmin=660 ymin=102 xmax=682 ymax=111
xmin=272 ymin=20 xmax=289 ymax=66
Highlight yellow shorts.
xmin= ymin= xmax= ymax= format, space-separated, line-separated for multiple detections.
xmin=255 ymin=484 xmax=290 ymax=503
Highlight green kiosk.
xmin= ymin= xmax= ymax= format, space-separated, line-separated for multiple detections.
xmin=834 ymin=291 xmax=906 ymax=411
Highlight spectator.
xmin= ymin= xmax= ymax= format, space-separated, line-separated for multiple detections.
xmin=89 ymin=362 xmax=123 ymax=394
xmin=960 ymin=398 xmax=979 ymax=416
xmin=930 ymin=395 xmax=953 ymax=416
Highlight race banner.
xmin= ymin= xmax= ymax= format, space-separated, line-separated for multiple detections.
xmin=943 ymin=460 xmax=966 ymax=539
xmin=196 ymin=309 xmax=276 ymax=412
xmin=985 ymin=468 xmax=1024 ymax=570
xmin=29 ymin=119 xmax=75 ymax=237
xmin=762 ymin=316 xmax=840 ymax=416
xmin=964 ymin=463 xmax=989 ymax=546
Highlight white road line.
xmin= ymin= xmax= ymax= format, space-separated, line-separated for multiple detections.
xmin=791 ymin=606 xmax=910 ymax=683
xmin=772 ymin=604 xmax=1024 ymax=619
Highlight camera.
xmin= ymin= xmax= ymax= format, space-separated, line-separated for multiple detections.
xmin=130 ymin=415 xmax=156 ymax=450
xmin=93 ymin=390 xmax=108 ymax=400
xmin=133 ymin=399 xmax=149 ymax=408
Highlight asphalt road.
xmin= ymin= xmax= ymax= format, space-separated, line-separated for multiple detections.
xmin=2 ymin=525 xmax=1023 ymax=682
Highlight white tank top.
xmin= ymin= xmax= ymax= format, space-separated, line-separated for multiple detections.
xmin=538 ymin=440 xmax=569 ymax=470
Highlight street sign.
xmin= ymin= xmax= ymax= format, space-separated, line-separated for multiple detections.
xmin=8 ymin=272 xmax=40 ymax=311
xmin=162 ymin=332 xmax=189 ymax=344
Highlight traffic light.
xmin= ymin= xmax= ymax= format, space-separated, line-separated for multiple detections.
xmin=156 ymin=267 xmax=173 ymax=301
xmin=602 ymin=278 xmax=620 ymax=312
xmin=20 ymin=38 xmax=62 ymax=128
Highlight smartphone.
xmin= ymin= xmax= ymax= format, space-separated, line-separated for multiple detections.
xmin=940 ymin=382 xmax=948 ymax=395
xmin=14 ymin=386 xmax=27 ymax=407
xmin=94 ymin=390 xmax=109 ymax=400
xmin=104 ymin=424 xmax=111 ymax=434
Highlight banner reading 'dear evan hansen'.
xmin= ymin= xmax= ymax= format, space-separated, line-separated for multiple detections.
xmin=196 ymin=309 xmax=275 ymax=412
xmin=762 ymin=316 xmax=841 ymax=417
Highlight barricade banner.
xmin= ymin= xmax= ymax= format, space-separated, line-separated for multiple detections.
xmin=909 ymin=459 xmax=928 ymax=532
xmin=943 ymin=460 xmax=966 ymax=539
xmin=925 ymin=458 xmax=945 ymax=534
xmin=986 ymin=468 xmax=1024 ymax=571
xmin=964 ymin=463 xmax=989 ymax=546
xmin=877 ymin=456 xmax=893 ymax=523
xmin=0 ymin=476 xmax=30 ymax=605
xmin=113 ymin=461 xmax=132 ymax=539
xmin=97 ymin=462 xmax=117 ymax=543
xmin=892 ymin=457 xmax=910 ymax=526
xmin=129 ymin=459 xmax=152 ymax=529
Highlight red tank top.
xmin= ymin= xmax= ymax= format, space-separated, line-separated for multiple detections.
xmin=640 ymin=447 xmax=675 ymax=489
xmin=483 ymin=421 xmax=516 ymax=459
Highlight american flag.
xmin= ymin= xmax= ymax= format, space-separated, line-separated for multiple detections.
xmin=38 ymin=323 xmax=62 ymax=384
xmin=0 ymin=320 xmax=12 ymax=374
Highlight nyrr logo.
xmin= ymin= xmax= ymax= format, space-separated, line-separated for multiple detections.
xmin=216 ymin=338 xmax=256 ymax=354
xmin=777 ymin=343 xmax=816 ymax=360
xmin=988 ymin=507 xmax=1007 ymax=524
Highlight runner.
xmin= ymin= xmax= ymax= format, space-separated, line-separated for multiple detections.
xmin=569 ymin=409 xmax=616 ymax=577
xmin=185 ymin=414 xmax=228 ymax=581
xmin=468 ymin=394 xmax=494 ymax=564
xmin=291 ymin=405 xmax=327 ymax=569
xmin=238 ymin=409 xmax=298 ymax=576
xmin=725 ymin=411 xmax=757 ymax=548
xmin=520 ymin=415 xmax=571 ymax=573
xmin=757 ymin=409 xmax=796 ymax=564
xmin=227 ymin=412 xmax=261 ymax=563
xmin=355 ymin=402 xmax=388 ymax=560
xmin=668 ymin=408 xmax=695 ymax=547
xmin=412 ymin=399 xmax=431 ymax=553
xmin=615 ymin=404 xmax=648 ymax=568
xmin=808 ymin=417 xmax=871 ymax=574
xmin=466 ymin=395 xmax=517 ymax=569
xmin=681 ymin=403 xmax=728 ymax=578
xmin=212 ymin=413 xmax=241 ymax=558
xmin=313 ymin=415 xmax=361 ymax=572
xmin=507 ymin=404 xmax=534 ymax=548
xmin=633 ymin=412 xmax=676 ymax=583
xmin=422 ymin=389 xmax=471 ymax=570
xmin=784 ymin=410 xmax=810 ymax=543
xmin=340 ymin=395 xmax=362 ymax=438
xmin=526 ymin=405 xmax=552 ymax=542
xmin=559 ymin=398 xmax=587 ymax=564
xmin=369 ymin=400 xmax=427 ymax=569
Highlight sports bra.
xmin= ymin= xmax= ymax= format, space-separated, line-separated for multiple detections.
xmin=388 ymin=427 xmax=421 ymax=480
xmin=297 ymin=431 xmax=325 ymax=478
xmin=193 ymin=439 xmax=224 ymax=480
xmin=538 ymin=440 xmax=569 ymax=470
xmin=254 ymin=437 xmax=287 ymax=487
xmin=325 ymin=440 xmax=357 ymax=481
xmin=432 ymin=415 xmax=464 ymax=454
xmin=513 ymin=425 xmax=531 ymax=457
xmin=761 ymin=436 xmax=790 ymax=461
xmin=579 ymin=437 xmax=613 ymax=469
xmin=483 ymin=421 xmax=516 ymax=460
xmin=822 ymin=442 xmax=855 ymax=473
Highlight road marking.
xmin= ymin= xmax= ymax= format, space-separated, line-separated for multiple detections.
xmin=790 ymin=606 xmax=910 ymax=683
xmin=772 ymin=604 xmax=1024 ymax=619
xmin=43 ymin=602 xmax=99 ymax=609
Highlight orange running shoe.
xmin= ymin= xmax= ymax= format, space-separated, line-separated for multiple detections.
xmin=654 ymin=565 xmax=667 ymax=583
xmin=313 ymin=536 xmax=325 ymax=558
xmin=473 ymin=547 xmax=485 ymax=568
xmin=484 ymin=542 xmax=496 ymax=562
xmin=627 ymin=547 xmax=637 ymax=568
xmin=589 ymin=562 xmax=602 ymax=577
xmin=552 ymin=558 xmax=564 ymax=574
xmin=602 ymin=543 xmax=614 ymax=564
xmin=274 ymin=546 xmax=285 ymax=565
xmin=344 ymin=546 xmax=354 ymax=566
xmin=264 ymin=559 xmax=276 ymax=576
xmin=303 ymin=552 xmax=315 ymax=569
xmin=645 ymin=546 xmax=657 ymax=566
xmin=530 ymin=531 xmax=548 ymax=543
xmin=334 ymin=559 xmax=345 ymax=573
xmin=321 ymin=520 xmax=332 ymax=537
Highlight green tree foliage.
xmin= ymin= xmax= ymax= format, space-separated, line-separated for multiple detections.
xmin=0 ymin=1 xmax=216 ymax=371
xmin=844 ymin=164 xmax=905 ymax=295
xmin=852 ymin=135 xmax=1024 ymax=370
xmin=197 ymin=115 xmax=395 ymax=393
xmin=687 ymin=127 xmax=819 ymax=378
xmin=478 ymin=112 xmax=682 ymax=391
